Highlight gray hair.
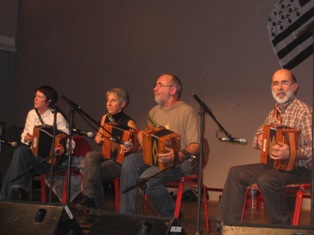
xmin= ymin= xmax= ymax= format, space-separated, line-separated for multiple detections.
xmin=106 ymin=88 xmax=130 ymax=107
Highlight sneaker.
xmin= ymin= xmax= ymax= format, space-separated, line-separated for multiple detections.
xmin=76 ymin=195 xmax=96 ymax=210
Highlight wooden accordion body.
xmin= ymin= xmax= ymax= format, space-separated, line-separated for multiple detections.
xmin=260 ymin=124 xmax=300 ymax=171
xmin=142 ymin=126 xmax=181 ymax=170
xmin=31 ymin=125 xmax=68 ymax=164
xmin=102 ymin=124 xmax=138 ymax=164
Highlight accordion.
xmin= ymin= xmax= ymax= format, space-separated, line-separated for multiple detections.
xmin=31 ymin=125 xmax=68 ymax=164
xmin=260 ymin=124 xmax=300 ymax=171
xmin=102 ymin=124 xmax=138 ymax=164
xmin=142 ymin=126 xmax=181 ymax=170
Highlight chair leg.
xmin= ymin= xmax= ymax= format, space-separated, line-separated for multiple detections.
xmin=114 ymin=178 xmax=120 ymax=212
xmin=29 ymin=175 xmax=33 ymax=201
xmin=61 ymin=172 xmax=69 ymax=204
xmin=61 ymin=172 xmax=85 ymax=204
xmin=292 ymin=190 xmax=303 ymax=226
xmin=173 ymin=182 xmax=184 ymax=218
xmin=240 ymin=188 xmax=249 ymax=223
xmin=40 ymin=174 xmax=47 ymax=203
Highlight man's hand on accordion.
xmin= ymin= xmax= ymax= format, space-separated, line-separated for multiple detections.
xmin=157 ymin=147 xmax=175 ymax=163
xmin=270 ymin=141 xmax=290 ymax=160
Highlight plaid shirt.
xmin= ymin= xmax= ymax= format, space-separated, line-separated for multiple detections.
xmin=253 ymin=97 xmax=312 ymax=169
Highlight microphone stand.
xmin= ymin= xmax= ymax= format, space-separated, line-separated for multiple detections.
xmin=192 ymin=94 xmax=233 ymax=234
xmin=48 ymin=105 xmax=58 ymax=203
xmin=193 ymin=94 xmax=232 ymax=139
xmin=122 ymin=156 xmax=195 ymax=215
xmin=193 ymin=95 xmax=205 ymax=235
xmin=61 ymin=95 xmax=104 ymax=206
xmin=65 ymin=106 xmax=75 ymax=206
xmin=10 ymin=154 xmax=56 ymax=184
xmin=62 ymin=95 xmax=114 ymax=137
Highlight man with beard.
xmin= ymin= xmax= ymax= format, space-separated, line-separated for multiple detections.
xmin=216 ymin=68 xmax=312 ymax=225
xmin=119 ymin=73 xmax=200 ymax=218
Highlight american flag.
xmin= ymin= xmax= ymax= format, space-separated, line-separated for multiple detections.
xmin=267 ymin=0 xmax=314 ymax=69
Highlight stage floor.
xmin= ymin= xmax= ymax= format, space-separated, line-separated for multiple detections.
xmin=41 ymin=191 xmax=311 ymax=234
xmin=24 ymin=184 xmax=312 ymax=235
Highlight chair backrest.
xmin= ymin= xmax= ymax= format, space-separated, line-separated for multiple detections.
xmin=72 ymin=135 xmax=92 ymax=157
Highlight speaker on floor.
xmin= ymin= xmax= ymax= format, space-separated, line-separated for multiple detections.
xmin=220 ymin=222 xmax=314 ymax=235
xmin=89 ymin=211 xmax=186 ymax=235
xmin=0 ymin=200 xmax=83 ymax=235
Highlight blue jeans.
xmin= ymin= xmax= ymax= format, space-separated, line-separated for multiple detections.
xmin=0 ymin=145 xmax=57 ymax=199
xmin=119 ymin=152 xmax=193 ymax=218
xmin=82 ymin=151 xmax=121 ymax=209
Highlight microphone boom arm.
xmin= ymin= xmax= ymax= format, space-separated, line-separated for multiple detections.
xmin=193 ymin=94 xmax=232 ymax=139
xmin=62 ymin=95 xmax=114 ymax=138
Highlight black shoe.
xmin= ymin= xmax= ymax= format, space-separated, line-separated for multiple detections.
xmin=8 ymin=188 xmax=20 ymax=200
xmin=8 ymin=187 xmax=28 ymax=200
xmin=19 ymin=190 xmax=29 ymax=201
xmin=79 ymin=213 xmax=96 ymax=224
xmin=76 ymin=195 xmax=96 ymax=210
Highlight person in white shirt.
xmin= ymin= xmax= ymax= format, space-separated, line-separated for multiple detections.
xmin=0 ymin=85 xmax=69 ymax=200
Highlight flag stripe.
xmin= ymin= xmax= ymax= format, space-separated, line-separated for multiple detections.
xmin=283 ymin=44 xmax=313 ymax=69
xmin=272 ymin=7 xmax=314 ymax=46
xmin=277 ymin=30 xmax=312 ymax=58
xmin=267 ymin=0 xmax=314 ymax=69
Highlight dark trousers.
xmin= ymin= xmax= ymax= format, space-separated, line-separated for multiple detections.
xmin=216 ymin=163 xmax=311 ymax=225
xmin=0 ymin=145 xmax=60 ymax=199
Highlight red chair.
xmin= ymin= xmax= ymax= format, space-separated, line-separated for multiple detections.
xmin=40 ymin=135 xmax=92 ymax=204
xmin=241 ymin=183 xmax=311 ymax=225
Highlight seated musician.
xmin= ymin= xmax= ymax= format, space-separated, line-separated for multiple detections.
xmin=216 ymin=68 xmax=312 ymax=225
xmin=75 ymin=88 xmax=138 ymax=210
xmin=0 ymin=85 xmax=69 ymax=200
xmin=119 ymin=74 xmax=200 ymax=218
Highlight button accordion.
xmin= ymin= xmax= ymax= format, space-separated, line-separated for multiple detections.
xmin=31 ymin=125 xmax=68 ymax=164
xmin=102 ymin=124 xmax=138 ymax=164
xmin=142 ymin=126 xmax=181 ymax=170
xmin=260 ymin=124 xmax=300 ymax=171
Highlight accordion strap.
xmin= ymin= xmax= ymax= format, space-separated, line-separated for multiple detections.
xmin=35 ymin=109 xmax=45 ymax=126
xmin=286 ymin=132 xmax=297 ymax=171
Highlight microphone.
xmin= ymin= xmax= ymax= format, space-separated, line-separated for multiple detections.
xmin=219 ymin=137 xmax=247 ymax=144
xmin=72 ymin=128 xmax=94 ymax=138
xmin=181 ymin=149 xmax=197 ymax=160
xmin=0 ymin=139 xmax=18 ymax=147
xmin=110 ymin=137 xmax=132 ymax=148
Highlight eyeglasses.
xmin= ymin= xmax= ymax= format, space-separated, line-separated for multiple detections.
xmin=272 ymin=80 xmax=294 ymax=87
xmin=154 ymin=83 xmax=174 ymax=89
